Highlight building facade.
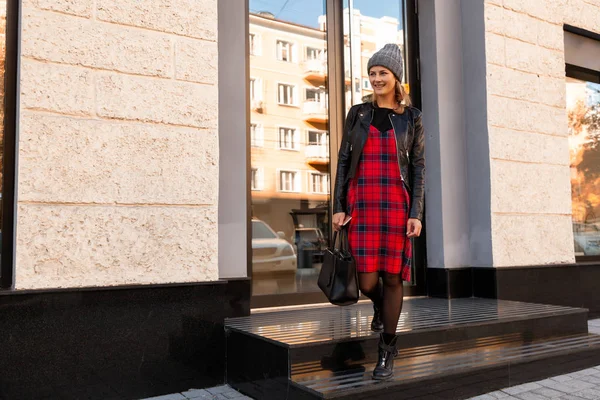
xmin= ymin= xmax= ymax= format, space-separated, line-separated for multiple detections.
xmin=0 ymin=0 xmax=598 ymax=398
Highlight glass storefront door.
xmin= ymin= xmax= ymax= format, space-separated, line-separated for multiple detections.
xmin=248 ymin=0 xmax=423 ymax=305
xmin=249 ymin=0 xmax=330 ymax=299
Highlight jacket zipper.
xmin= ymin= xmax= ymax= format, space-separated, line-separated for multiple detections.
xmin=388 ymin=113 xmax=406 ymax=183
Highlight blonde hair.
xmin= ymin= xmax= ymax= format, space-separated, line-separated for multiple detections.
xmin=363 ymin=81 xmax=412 ymax=114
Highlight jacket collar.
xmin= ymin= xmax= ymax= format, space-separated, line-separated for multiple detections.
xmin=356 ymin=102 xmax=409 ymax=133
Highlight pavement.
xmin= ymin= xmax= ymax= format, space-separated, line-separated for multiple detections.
xmin=141 ymin=386 xmax=252 ymax=400
xmin=143 ymin=319 xmax=600 ymax=400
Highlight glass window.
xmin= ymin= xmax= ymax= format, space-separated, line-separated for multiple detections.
xmin=306 ymin=46 xmax=322 ymax=60
xmin=250 ymin=123 xmax=264 ymax=147
xmin=343 ymin=1 xmax=408 ymax=110
xmin=251 ymin=168 xmax=263 ymax=190
xmin=249 ymin=33 xmax=261 ymax=56
xmin=278 ymin=83 xmax=296 ymax=105
xmin=305 ymin=88 xmax=318 ymax=101
xmin=249 ymin=0 xmax=330 ymax=298
xmin=279 ymin=170 xmax=299 ymax=192
xmin=248 ymin=0 xmax=418 ymax=301
xmin=250 ymin=33 xmax=256 ymax=55
xmin=310 ymin=172 xmax=329 ymax=194
xmin=278 ymin=127 xmax=297 ymax=150
xmin=567 ymin=73 xmax=600 ymax=257
xmin=276 ymin=40 xmax=294 ymax=62
xmin=308 ymin=130 xmax=327 ymax=146
xmin=250 ymin=78 xmax=256 ymax=100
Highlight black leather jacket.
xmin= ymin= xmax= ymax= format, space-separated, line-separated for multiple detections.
xmin=333 ymin=102 xmax=425 ymax=220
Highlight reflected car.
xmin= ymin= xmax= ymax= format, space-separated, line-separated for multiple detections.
xmin=252 ymin=219 xmax=297 ymax=273
xmin=293 ymin=227 xmax=327 ymax=262
xmin=573 ymin=222 xmax=600 ymax=256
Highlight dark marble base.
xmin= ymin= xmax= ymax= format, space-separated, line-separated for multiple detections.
xmin=0 ymin=279 xmax=250 ymax=400
xmin=427 ymin=264 xmax=600 ymax=317
xmin=427 ymin=267 xmax=473 ymax=298
xmin=473 ymin=263 xmax=600 ymax=317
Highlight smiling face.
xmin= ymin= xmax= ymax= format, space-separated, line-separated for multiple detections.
xmin=369 ymin=66 xmax=396 ymax=98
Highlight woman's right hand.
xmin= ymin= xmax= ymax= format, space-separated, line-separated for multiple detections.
xmin=332 ymin=212 xmax=346 ymax=231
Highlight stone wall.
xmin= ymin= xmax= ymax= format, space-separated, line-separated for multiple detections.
xmin=484 ymin=0 xmax=600 ymax=266
xmin=16 ymin=0 xmax=219 ymax=289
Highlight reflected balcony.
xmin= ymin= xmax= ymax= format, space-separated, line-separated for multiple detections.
xmin=305 ymin=144 xmax=329 ymax=165
xmin=251 ymin=99 xmax=264 ymax=114
xmin=303 ymin=59 xmax=327 ymax=84
xmin=303 ymin=101 xmax=328 ymax=124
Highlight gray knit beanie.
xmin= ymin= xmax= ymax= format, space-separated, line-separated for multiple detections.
xmin=367 ymin=43 xmax=404 ymax=82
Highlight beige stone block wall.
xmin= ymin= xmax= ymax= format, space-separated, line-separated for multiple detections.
xmin=484 ymin=0 xmax=600 ymax=266
xmin=16 ymin=0 xmax=219 ymax=289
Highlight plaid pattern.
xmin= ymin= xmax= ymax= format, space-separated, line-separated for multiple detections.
xmin=347 ymin=124 xmax=412 ymax=281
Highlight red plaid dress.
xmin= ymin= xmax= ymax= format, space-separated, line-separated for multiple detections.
xmin=347 ymin=124 xmax=412 ymax=281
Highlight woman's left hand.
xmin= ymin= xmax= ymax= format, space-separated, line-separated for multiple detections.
xmin=407 ymin=218 xmax=422 ymax=238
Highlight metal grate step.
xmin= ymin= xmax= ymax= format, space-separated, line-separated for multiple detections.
xmin=225 ymin=298 xmax=584 ymax=345
xmin=292 ymin=333 xmax=600 ymax=398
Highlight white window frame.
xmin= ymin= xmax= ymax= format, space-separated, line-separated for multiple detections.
xmin=276 ymin=39 xmax=295 ymax=62
xmin=251 ymin=167 xmax=264 ymax=191
xmin=250 ymin=123 xmax=264 ymax=147
xmin=277 ymin=169 xmax=301 ymax=193
xmin=307 ymin=130 xmax=329 ymax=146
xmin=250 ymin=77 xmax=262 ymax=102
xmin=308 ymin=172 xmax=329 ymax=194
xmin=305 ymin=46 xmax=323 ymax=61
xmin=278 ymin=126 xmax=299 ymax=151
xmin=249 ymin=33 xmax=262 ymax=56
xmin=277 ymin=82 xmax=297 ymax=106
xmin=305 ymin=87 xmax=324 ymax=103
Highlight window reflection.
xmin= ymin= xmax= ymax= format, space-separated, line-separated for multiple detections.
xmin=568 ymin=76 xmax=600 ymax=257
xmin=249 ymin=1 xmax=330 ymax=296
xmin=342 ymin=1 xmax=415 ymax=283
xmin=248 ymin=1 xmax=409 ymax=297
xmin=343 ymin=1 xmax=407 ymax=110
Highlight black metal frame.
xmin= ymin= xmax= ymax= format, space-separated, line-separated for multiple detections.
xmin=564 ymin=24 xmax=600 ymax=43
xmin=249 ymin=0 xmax=425 ymax=307
xmin=404 ymin=0 xmax=426 ymax=296
xmin=566 ymin=63 xmax=600 ymax=84
xmin=1 ymin=0 xmax=20 ymax=289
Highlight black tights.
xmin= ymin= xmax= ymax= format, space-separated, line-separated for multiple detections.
xmin=359 ymin=272 xmax=404 ymax=335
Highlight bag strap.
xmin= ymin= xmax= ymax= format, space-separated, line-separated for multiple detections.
xmin=332 ymin=227 xmax=350 ymax=252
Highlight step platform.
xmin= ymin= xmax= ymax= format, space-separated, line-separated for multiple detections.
xmin=225 ymin=298 xmax=600 ymax=399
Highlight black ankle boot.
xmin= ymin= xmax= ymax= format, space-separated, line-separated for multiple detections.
xmin=371 ymin=303 xmax=383 ymax=332
xmin=372 ymin=334 xmax=398 ymax=380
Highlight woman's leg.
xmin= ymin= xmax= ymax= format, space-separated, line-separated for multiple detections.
xmin=372 ymin=272 xmax=403 ymax=380
xmin=381 ymin=272 xmax=404 ymax=337
xmin=358 ymin=272 xmax=382 ymax=304
xmin=359 ymin=271 xmax=384 ymax=332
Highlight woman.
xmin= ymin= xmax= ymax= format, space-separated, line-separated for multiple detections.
xmin=332 ymin=43 xmax=425 ymax=380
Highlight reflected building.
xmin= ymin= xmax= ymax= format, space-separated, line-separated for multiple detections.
xmin=248 ymin=7 xmax=408 ymax=293
xmin=343 ymin=7 xmax=405 ymax=108
xmin=249 ymin=12 xmax=330 ymax=245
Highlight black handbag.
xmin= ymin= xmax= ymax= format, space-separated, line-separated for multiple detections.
xmin=318 ymin=228 xmax=359 ymax=306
